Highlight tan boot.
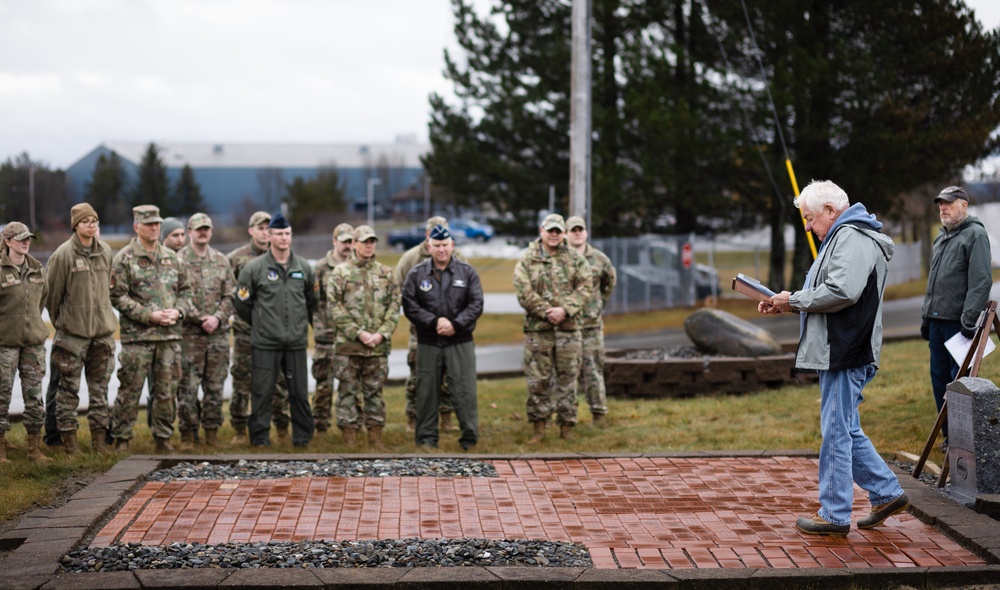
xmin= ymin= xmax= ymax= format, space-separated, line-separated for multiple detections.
xmin=593 ymin=414 xmax=608 ymax=428
xmin=178 ymin=430 xmax=195 ymax=452
xmin=62 ymin=430 xmax=81 ymax=455
xmin=114 ymin=438 xmax=130 ymax=452
xmin=154 ymin=436 xmax=174 ymax=453
xmin=26 ymin=432 xmax=52 ymax=463
xmin=276 ymin=425 xmax=290 ymax=440
xmin=342 ymin=427 xmax=357 ymax=448
xmin=528 ymin=421 xmax=546 ymax=444
xmin=406 ymin=416 xmax=416 ymax=433
xmin=90 ymin=429 xmax=110 ymax=454
xmin=231 ymin=427 xmax=248 ymax=446
xmin=440 ymin=411 xmax=460 ymax=432
xmin=559 ymin=424 xmax=574 ymax=439
xmin=0 ymin=436 xmax=9 ymax=464
xmin=367 ymin=426 xmax=384 ymax=451
xmin=204 ymin=428 xmax=220 ymax=448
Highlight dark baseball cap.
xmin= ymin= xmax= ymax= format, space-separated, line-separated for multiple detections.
xmin=934 ymin=186 xmax=969 ymax=204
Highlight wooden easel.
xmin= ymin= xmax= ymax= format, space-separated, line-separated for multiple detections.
xmin=913 ymin=300 xmax=1000 ymax=486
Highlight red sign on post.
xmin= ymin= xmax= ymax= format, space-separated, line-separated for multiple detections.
xmin=681 ymin=242 xmax=693 ymax=269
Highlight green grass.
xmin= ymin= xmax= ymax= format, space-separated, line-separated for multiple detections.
xmin=1 ymin=337 xmax=974 ymax=523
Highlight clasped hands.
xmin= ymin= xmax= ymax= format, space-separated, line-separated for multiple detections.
xmin=358 ymin=330 xmax=384 ymax=348
xmin=545 ymin=306 xmax=567 ymax=325
xmin=150 ymin=308 xmax=181 ymax=326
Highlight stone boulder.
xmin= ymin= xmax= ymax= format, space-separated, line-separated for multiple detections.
xmin=683 ymin=308 xmax=783 ymax=357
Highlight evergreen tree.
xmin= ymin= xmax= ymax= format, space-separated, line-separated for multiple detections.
xmin=85 ymin=151 xmax=130 ymax=229
xmin=283 ymin=167 xmax=347 ymax=231
xmin=170 ymin=164 xmax=206 ymax=216
xmin=130 ymin=143 xmax=170 ymax=214
xmin=0 ymin=152 xmax=69 ymax=232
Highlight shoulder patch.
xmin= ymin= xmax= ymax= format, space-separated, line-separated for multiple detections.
xmin=237 ymin=286 xmax=250 ymax=301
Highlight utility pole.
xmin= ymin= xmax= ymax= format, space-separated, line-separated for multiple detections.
xmin=367 ymin=177 xmax=382 ymax=228
xmin=29 ymin=165 xmax=36 ymax=230
xmin=569 ymin=0 xmax=592 ymax=229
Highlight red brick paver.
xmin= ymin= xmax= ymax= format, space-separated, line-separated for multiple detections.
xmin=92 ymin=457 xmax=986 ymax=569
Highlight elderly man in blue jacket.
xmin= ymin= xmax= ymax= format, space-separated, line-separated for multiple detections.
xmin=760 ymin=180 xmax=908 ymax=537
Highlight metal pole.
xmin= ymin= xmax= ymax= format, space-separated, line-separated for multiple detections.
xmin=569 ymin=0 xmax=592 ymax=226
xmin=548 ymin=185 xmax=555 ymax=214
xmin=367 ymin=177 xmax=381 ymax=228
xmin=28 ymin=165 xmax=36 ymax=230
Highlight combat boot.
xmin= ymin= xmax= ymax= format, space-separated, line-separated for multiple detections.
xmin=231 ymin=427 xmax=248 ymax=445
xmin=203 ymin=428 xmax=220 ymax=448
xmin=62 ymin=430 xmax=81 ymax=455
xmin=26 ymin=432 xmax=52 ymax=463
xmin=406 ymin=416 xmax=416 ymax=433
xmin=114 ymin=438 xmax=130 ymax=452
xmin=559 ymin=424 xmax=574 ymax=440
xmin=154 ymin=436 xmax=174 ymax=454
xmin=276 ymin=424 xmax=290 ymax=440
xmin=0 ymin=436 xmax=9 ymax=464
xmin=90 ymin=429 xmax=110 ymax=453
xmin=367 ymin=426 xmax=384 ymax=451
xmin=342 ymin=427 xmax=357 ymax=448
xmin=440 ymin=411 xmax=460 ymax=432
xmin=528 ymin=421 xmax=546 ymax=444
xmin=593 ymin=414 xmax=608 ymax=428
xmin=178 ymin=430 xmax=195 ymax=452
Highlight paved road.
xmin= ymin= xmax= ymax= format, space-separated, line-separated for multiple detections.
xmin=11 ymin=285 xmax=995 ymax=415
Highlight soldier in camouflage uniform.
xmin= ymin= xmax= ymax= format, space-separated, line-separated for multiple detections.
xmin=312 ymin=223 xmax=354 ymax=433
xmin=0 ymin=222 xmax=51 ymax=463
xmin=227 ymin=211 xmax=290 ymax=444
xmin=328 ymin=225 xmax=400 ymax=449
xmin=176 ymin=213 xmax=235 ymax=450
xmin=393 ymin=216 xmax=463 ymax=433
xmin=513 ymin=213 xmax=593 ymax=443
xmin=109 ymin=205 xmax=193 ymax=452
xmin=565 ymin=216 xmax=617 ymax=427
xmin=46 ymin=203 xmax=117 ymax=454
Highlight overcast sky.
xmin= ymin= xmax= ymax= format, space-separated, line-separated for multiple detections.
xmin=1 ymin=0 xmax=998 ymax=170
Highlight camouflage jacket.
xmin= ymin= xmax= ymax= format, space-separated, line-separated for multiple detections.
xmin=514 ymin=238 xmax=593 ymax=332
xmin=314 ymin=249 xmax=351 ymax=344
xmin=45 ymin=233 xmax=117 ymax=340
xmin=227 ymin=240 xmax=268 ymax=335
xmin=0 ymin=250 xmax=48 ymax=347
xmin=393 ymin=240 xmax=465 ymax=285
xmin=177 ymin=245 xmax=236 ymax=338
xmin=110 ymin=238 xmax=193 ymax=344
xmin=328 ymin=255 xmax=400 ymax=357
xmin=577 ymin=243 xmax=617 ymax=329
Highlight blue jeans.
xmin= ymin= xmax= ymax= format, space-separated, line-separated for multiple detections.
xmin=928 ymin=319 xmax=961 ymax=440
xmin=817 ymin=365 xmax=904 ymax=526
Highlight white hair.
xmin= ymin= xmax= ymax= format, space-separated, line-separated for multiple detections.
xmin=794 ymin=180 xmax=850 ymax=213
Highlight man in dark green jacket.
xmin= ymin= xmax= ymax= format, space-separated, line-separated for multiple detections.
xmin=920 ymin=185 xmax=992 ymax=445
xmin=234 ymin=214 xmax=318 ymax=448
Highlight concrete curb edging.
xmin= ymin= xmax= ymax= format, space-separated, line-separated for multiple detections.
xmin=1 ymin=453 xmax=998 ymax=590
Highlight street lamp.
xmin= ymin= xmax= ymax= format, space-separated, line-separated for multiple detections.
xmin=367 ymin=177 xmax=382 ymax=228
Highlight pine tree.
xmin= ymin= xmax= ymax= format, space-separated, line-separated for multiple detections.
xmin=130 ymin=143 xmax=170 ymax=214
xmin=171 ymin=164 xmax=206 ymax=216
xmin=85 ymin=151 xmax=130 ymax=229
xmin=283 ymin=168 xmax=347 ymax=231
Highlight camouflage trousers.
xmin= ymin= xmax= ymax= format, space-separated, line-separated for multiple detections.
xmin=404 ymin=329 xmax=453 ymax=420
xmin=178 ymin=332 xmax=230 ymax=432
xmin=112 ymin=341 xmax=181 ymax=441
xmin=334 ymin=354 xmax=388 ymax=430
xmin=311 ymin=342 xmax=334 ymax=431
xmin=577 ymin=327 xmax=608 ymax=417
xmin=523 ymin=330 xmax=582 ymax=426
xmin=0 ymin=344 xmax=45 ymax=435
xmin=51 ymin=331 xmax=115 ymax=433
xmin=230 ymin=330 xmax=289 ymax=431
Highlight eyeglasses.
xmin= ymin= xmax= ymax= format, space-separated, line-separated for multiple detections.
xmin=80 ymin=218 xmax=99 ymax=226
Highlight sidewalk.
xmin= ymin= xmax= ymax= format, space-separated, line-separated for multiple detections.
xmin=3 ymin=453 xmax=999 ymax=588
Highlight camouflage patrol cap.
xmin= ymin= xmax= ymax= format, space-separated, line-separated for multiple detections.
xmin=333 ymin=223 xmax=355 ymax=242
xmin=2 ymin=221 xmax=35 ymax=241
xmin=425 ymin=216 xmax=448 ymax=232
xmin=248 ymin=211 xmax=271 ymax=227
xmin=566 ymin=215 xmax=586 ymax=230
xmin=187 ymin=212 xmax=213 ymax=230
xmin=541 ymin=213 xmax=566 ymax=231
xmin=133 ymin=205 xmax=163 ymax=224
xmin=353 ymin=225 xmax=379 ymax=242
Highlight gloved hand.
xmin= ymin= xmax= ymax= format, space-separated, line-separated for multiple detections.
xmin=960 ymin=323 xmax=976 ymax=339
xmin=920 ymin=318 xmax=930 ymax=341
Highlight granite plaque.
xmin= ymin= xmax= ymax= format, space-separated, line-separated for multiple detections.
xmin=946 ymin=377 xmax=1000 ymax=504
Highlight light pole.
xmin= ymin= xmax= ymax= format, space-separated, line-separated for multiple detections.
xmin=367 ymin=177 xmax=382 ymax=228
xmin=28 ymin=165 xmax=36 ymax=230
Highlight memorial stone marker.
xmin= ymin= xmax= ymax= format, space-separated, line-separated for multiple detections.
xmin=946 ymin=377 xmax=1000 ymax=504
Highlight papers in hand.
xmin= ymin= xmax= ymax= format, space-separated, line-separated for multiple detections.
xmin=732 ymin=273 xmax=776 ymax=303
xmin=944 ymin=331 xmax=996 ymax=365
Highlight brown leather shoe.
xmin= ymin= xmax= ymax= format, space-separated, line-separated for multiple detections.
xmin=795 ymin=514 xmax=849 ymax=537
xmin=857 ymin=494 xmax=909 ymax=529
